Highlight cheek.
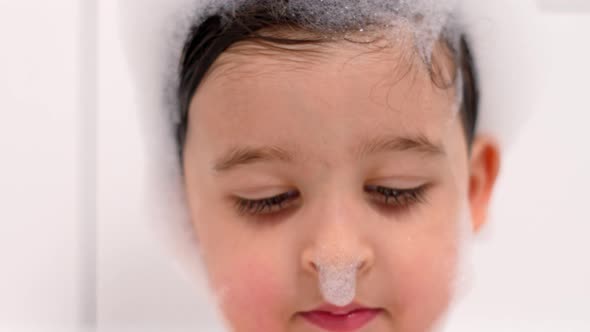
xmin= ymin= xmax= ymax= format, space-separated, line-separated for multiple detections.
xmin=387 ymin=231 xmax=463 ymax=331
xmin=380 ymin=194 xmax=467 ymax=330
xmin=208 ymin=257 xmax=290 ymax=331
xmin=187 ymin=194 xmax=295 ymax=330
xmin=397 ymin=241 xmax=458 ymax=302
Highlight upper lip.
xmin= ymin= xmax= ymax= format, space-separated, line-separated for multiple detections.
xmin=306 ymin=302 xmax=375 ymax=315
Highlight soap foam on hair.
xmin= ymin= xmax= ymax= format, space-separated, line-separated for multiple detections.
xmin=190 ymin=0 xmax=461 ymax=64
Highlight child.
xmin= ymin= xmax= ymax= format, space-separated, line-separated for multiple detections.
xmin=122 ymin=1 xmax=500 ymax=331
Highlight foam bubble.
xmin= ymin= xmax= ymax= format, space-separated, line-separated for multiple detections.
xmin=313 ymin=239 xmax=362 ymax=307
xmin=318 ymin=260 xmax=359 ymax=306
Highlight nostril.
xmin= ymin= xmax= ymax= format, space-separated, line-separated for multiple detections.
xmin=310 ymin=261 xmax=319 ymax=273
xmin=301 ymin=247 xmax=374 ymax=277
xmin=356 ymin=252 xmax=375 ymax=276
xmin=301 ymin=249 xmax=320 ymax=275
xmin=357 ymin=260 xmax=366 ymax=273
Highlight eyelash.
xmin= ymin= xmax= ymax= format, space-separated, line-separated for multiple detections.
xmin=364 ymin=184 xmax=428 ymax=209
xmin=234 ymin=191 xmax=301 ymax=216
xmin=233 ymin=185 xmax=428 ymax=216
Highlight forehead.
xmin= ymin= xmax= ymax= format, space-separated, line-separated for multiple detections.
xmin=188 ymin=36 xmax=460 ymax=159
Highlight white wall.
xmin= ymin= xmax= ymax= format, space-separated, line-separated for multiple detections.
xmin=0 ymin=0 xmax=87 ymax=331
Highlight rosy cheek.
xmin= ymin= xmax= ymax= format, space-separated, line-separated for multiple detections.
xmin=389 ymin=242 xmax=458 ymax=329
xmin=214 ymin=260 xmax=286 ymax=331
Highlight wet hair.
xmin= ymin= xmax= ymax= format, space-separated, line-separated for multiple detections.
xmin=176 ymin=5 xmax=479 ymax=157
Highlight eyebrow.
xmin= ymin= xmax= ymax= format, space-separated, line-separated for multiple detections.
xmin=213 ymin=145 xmax=293 ymax=172
xmin=212 ymin=134 xmax=444 ymax=173
xmin=354 ymin=133 xmax=445 ymax=158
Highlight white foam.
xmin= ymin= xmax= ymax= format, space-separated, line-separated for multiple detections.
xmin=317 ymin=260 xmax=359 ymax=307
xmin=187 ymin=0 xmax=461 ymax=64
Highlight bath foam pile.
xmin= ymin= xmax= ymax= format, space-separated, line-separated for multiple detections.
xmin=193 ymin=0 xmax=461 ymax=61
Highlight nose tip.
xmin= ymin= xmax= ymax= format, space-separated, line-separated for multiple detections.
xmin=301 ymin=245 xmax=374 ymax=307
xmin=301 ymin=246 xmax=374 ymax=277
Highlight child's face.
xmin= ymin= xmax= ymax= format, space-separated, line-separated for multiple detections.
xmin=183 ymin=36 xmax=498 ymax=332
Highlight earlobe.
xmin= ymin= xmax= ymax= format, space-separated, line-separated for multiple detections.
xmin=468 ymin=136 xmax=501 ymax=233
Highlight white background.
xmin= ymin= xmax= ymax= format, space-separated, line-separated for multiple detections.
xmin=0 ymin=0 xmax=589 ymax=331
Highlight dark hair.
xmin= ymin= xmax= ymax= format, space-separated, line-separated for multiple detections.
xmin=176 ymin=6 xmax=479 ymax=157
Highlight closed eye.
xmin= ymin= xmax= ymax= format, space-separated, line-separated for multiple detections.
xmin=232 ymin=185 xmax=428 ymax=217
xmin=234 ymin=190 xmax=300 ymax=216
xmin=364 ymin=184 xmax=428 ymax=210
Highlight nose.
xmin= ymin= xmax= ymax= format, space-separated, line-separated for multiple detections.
xmin=300 ymin=206 xmax=375 ymax=277
xmin=300 ymin=218 xmax=375 ymax=306
xmin=301 ymin=235 xmax=374 ymax=277
xmin=298 ymin=191 xmax=376 ymax=306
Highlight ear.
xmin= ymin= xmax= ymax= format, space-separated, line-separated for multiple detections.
xmin=468 ymin=135 xmax=501 ymax=233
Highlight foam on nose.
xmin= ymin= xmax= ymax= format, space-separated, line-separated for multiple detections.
xmin=317 ymin=260 xmax=360 ymax=307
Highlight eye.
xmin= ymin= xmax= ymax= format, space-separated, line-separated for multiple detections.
xmin=364 ymin=184 xmax=428 ymax=209
xmin=234 ymin=190 xmax=300 ymax=216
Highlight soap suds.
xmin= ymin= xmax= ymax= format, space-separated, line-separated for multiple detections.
xmin=190 ymin=0 xmax=461 ymax=64
xmin=313 ymin=239 xmax=363 ymax=307
xmin=317 ymin=260 xmax=359 ymax=306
